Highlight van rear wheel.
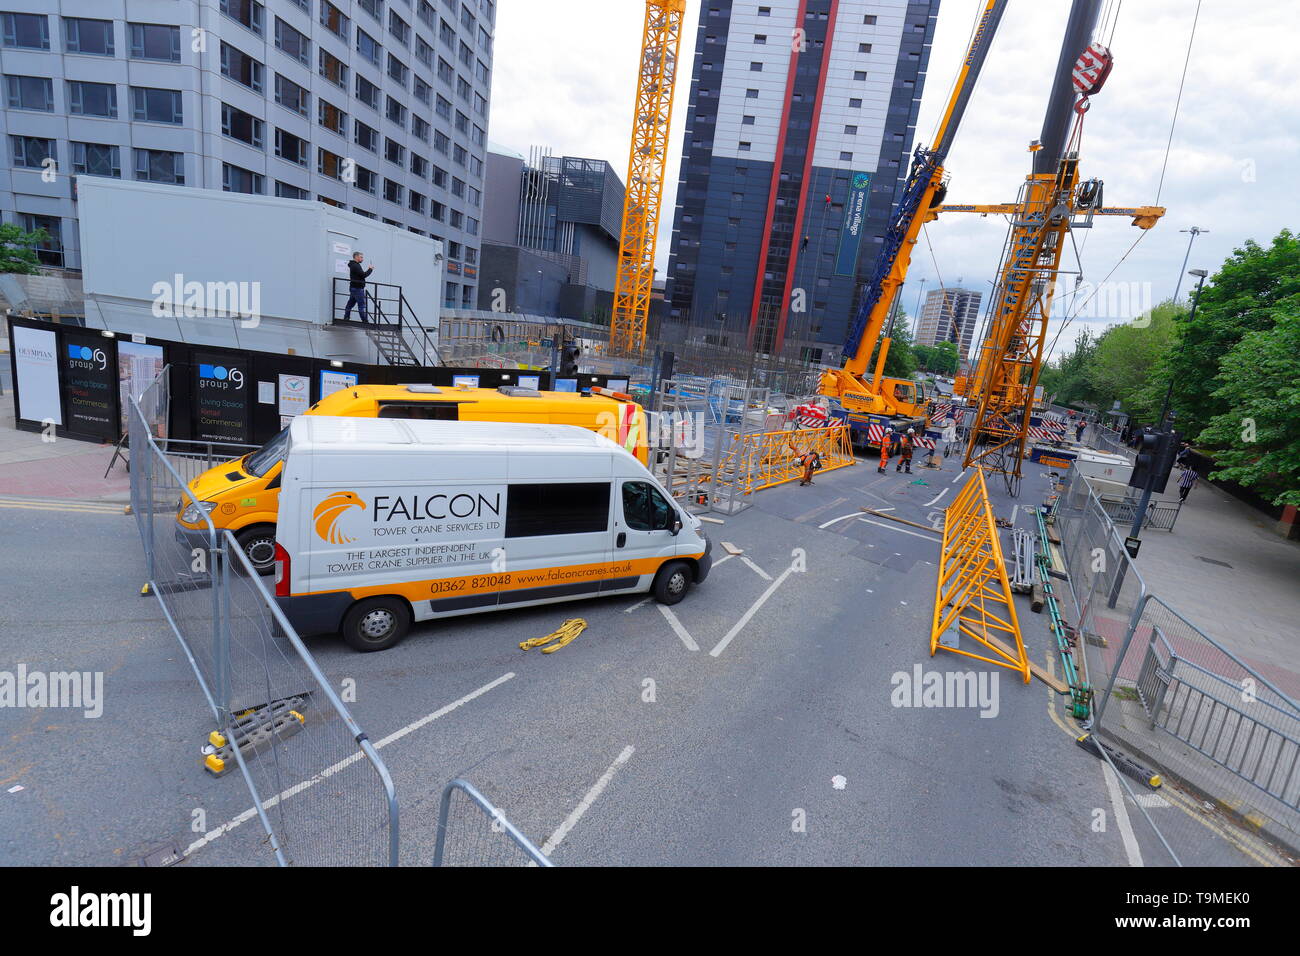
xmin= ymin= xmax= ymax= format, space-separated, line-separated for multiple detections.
xmin=653 ymin=561 xmax=692 ymax=606
xmin=342 ymin=597 xmax=410 ymax=652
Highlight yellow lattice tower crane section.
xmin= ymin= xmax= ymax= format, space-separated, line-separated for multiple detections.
xmin=609 ymin=0 xmax=687 ymax=356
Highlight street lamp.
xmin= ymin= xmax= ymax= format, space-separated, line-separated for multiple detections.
xmin=1172 ymin=227 xmax=1208 ymax=301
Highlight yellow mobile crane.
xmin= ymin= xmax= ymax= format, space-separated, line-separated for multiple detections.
xmin=945 ymin=0 xmax=1164 ymax=494
xmin=609 ymin=1 xmax=687 ymax=356
xmin=818 ymin=0 xmax=1007 ymax=449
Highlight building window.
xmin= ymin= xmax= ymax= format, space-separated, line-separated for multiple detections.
xmin=412 ymin=115 xmax=430 ymax=142
xmin=738 ymin=142 xmax=751 ymax=152
xmin=749 ymin=61 xmax=762 ymax=71
xmin=356 ymin=28 xmax=381 ymax=65
xmin=456 ymin=75 xmax=471 ymax=100
xmin=450 ymin=176 xmax=465 ymax=198
xmin=449 ymin=209 xmax=462 ymax=228
xmin=386 ymin=96 xmax=407 ymax=126
xmin=414 ymin=77 xmax=432 ymax=104
xmin=63 ymin=17 xmax=113 ymax=55
xmin=221 ymin=43 xmax=264 ymax=92
xmin=411 ymin=153 xmax=429 ymax=178
xmin=844 ymin=125 xmax=858 ymax=135
xmin=319 ymin=49 xmax=348 ymax=89
xmin=466 ymin=217 xmax=478 ymax=236
xmin=453 ymin=144 xmax=467 ymax=167
xmin=853 ymin=70 xmax=867 ymax=81
xmin=319 ymin=1 xmax=349 ymax=41
xmin=385 ymin=137 xmax=405 ymax=165
xmin=275 ymin=129 xmax=309 ymax=166
xmin=742 ymin=115 xmax=755 ymax=125
xmin=355 ymin=165 xmax=377 ymax=194
xmin=758 ymin=6 xmax=771 ymax=15
xmin=275 ymin=181 xmax=309 ymax=200
xmin=222 ymin=162 xmax=264 ymax=194
xmin=318 ymin=147 xmax=345 ymax=180
xmin=849 ymin=97 xmax=862 ymax=108
xmin=409 ymin=190 xmax=426 ymax=214
xmin=863 ymin=14 xmax=877 ymax=25
xmin=3 ymin=12 xmax=49 ymax=49
xmin=469 ymin=155 xmax=482 ymax=177
xmin=274 ymin=18 xmax=310 ymax=65
xmin=5 ymin=75 xmax=53 ymax=112
xmin=220 ymin=0 xmax=265 ymax=36
xmin=858 ymin=42 xmax=872 ymax=53
xmin=353 ymin=207 xmax=376 ymax=219
xmin=431 ymin=200 xmax=445 ymax=221
xmin=69 ymin=81 xmax=118 ymax=118
xmin=416 ymin=36 xmax=434 ymax=67
xmin=356 ymin=74 xmax=381 ymax=110
xmin=419 ymin=0 xmax=437 ymax=28
xmin=468 ymin=185 xmax=481 ymax=207
xmin=18 ymin=214 xmax=62 ymax=267
xmin=437 ymin=56 xmax=454 ymax=85
xmin=358 ymin=0 xmax=384 ymax=23
xmin=131 ymin=87 xmax=182 ymax=124
xmin=72 ymin=142 xmax=120 ymax=178
xmin=354 ymin=119 xmax=379 ymax=152
xmin=387 ymin=53 xmax=409 ymax=86
xmin=134 ymin=148 xmax=184 ymax=184
xmin=745 ymin=89 xmax=759 ymax=99
xmin=753 ymin=34 xmax=766 ymax=44
xmin=435 ymin=94 xmax=452 ymax=120
xmin=221 ymin=103 xmax=265 ymax=148
xmin=275 ymin=74 xmax=310 ymax=117
xmin=432 ymin=165 xmax=447 ymax=188
xmin=319 ymin=98 xmax=347 ymax=135
xmin=318 ymin=194 xmax=345 ymax=208
xmin=128 ymin=22 xmax=180 ymax=61
xmin=11 ymin=135 xmax=55 ymax=170
xmin=839 ymin=151 xmax=853 ymax=162
xmin=384 ymin=178 xmax=403 ymax=204
xmin=389 ymin=10 xmax=410 ymax=45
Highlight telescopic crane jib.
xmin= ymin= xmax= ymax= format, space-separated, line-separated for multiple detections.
xmin=817 ymin=0 xmax=1007 ymax=442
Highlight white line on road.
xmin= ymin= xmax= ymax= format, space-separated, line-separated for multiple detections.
xmin=951 ymin=470 xmax=968 ymax=484
xmin=818 ymin=512 xmax=862 ymax=530
xmin=924 ymin=487 xmax=949 ymax=507
xmin=740 ymin=556 xmax=772 ymax=581
xmin=624 ymin=597 xmax=651 ymax=613
xmin=713 ymin=553 xmax=736 ymax=567
xmin=1010 ymin=505 xmax=1019 ymax=525
xmin=182 ymin=672 xmax=516 ymax=861
xmin=540 ymin=745 xmax=635 ymax=857
xmin=658 ymin=604 xmax=699 ymax=652
xmin=1101 ymin=760 xmax=1145 ymax=867
xmin=857 ymin=518 xmax=940 ymax=541
xmin=874 ymin=506 xmax=895 ymax=512
xmin=710 ymin=563 xmax=800 ymax=658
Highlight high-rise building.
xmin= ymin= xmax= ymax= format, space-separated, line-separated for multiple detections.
xmin=915 ymin=286 xmax=981 ymax=358
xmin=0 ymin=0 xmax=495 ymax=308
xmin=663 ymin=0 xmax=940 ymax=361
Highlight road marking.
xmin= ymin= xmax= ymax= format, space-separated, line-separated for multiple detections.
xmin=924 ymin=487 xmax=949 ymax=507
xmin=540 ymin=745 xmax=635 ymax=857
xmin=1101 ymin=760 xmax=1144 ymax=867
xmin=713 ymin=553 xmax=735 ymax=567
xmin=874 ymin=506 xmax=895 ymax=512
xmin=857 ymin=518 xmax=940 ymax=541
xmin=624 ymin=597 xmax=651 ymax=613
xmin=793 ymin=496 xmax=848 ymax=523
xmin=740 ymin=556 xmax=772 ymax=581
xmin=182 ymin=672 xmax=516 ymax=861
xmin=817 ymin=512 xmax=861 ymax=530
xmin=1133 ymin=793 xmax=1171 ymax=809
xmin=1010 ymin=505 xmax=1019 ymax=525
xmin=0 ymin=500 xmax=123 ymax=515
xmin=658 ymin=604 xmax=699 ymax=652
xmin=951 ymin=470 xmax=968 ymax=484
xmin=710 ymin=562 xmax=800 ymax=658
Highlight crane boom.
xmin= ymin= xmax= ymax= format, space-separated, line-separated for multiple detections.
xmin=609 ymin=1 xmax=687 ymax=356
xmin=819 ymin=0 xmax=1006 ymax=414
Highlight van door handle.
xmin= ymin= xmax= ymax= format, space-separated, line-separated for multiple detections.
xmin=616 ymin=532 xmax=626 ymax=548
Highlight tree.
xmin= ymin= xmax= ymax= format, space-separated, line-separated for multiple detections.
xmin=1043 ymin=328 xmax=1099 ymax=407
xmin=1196 ymin=307 xmax=1300 ymax=507
xmin=1161 ymin=230 xmax=1300 ymax=437
xmin=1086 ymin=302 xmax=1180 ymax=421
xmin=0 ymin=223 xmax=46 ymax=274
xmin=866 ymin=316 xmax=916 ymax=380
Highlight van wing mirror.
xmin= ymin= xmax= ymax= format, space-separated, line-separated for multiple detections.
xmin=670 ymin=515 xmax=682 ymax=536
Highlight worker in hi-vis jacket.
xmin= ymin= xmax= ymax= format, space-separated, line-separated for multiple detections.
xmin=896 ymin=428 xmax=915 ymax=474
xmin=878 ymin=427 xmax=894 ymax=474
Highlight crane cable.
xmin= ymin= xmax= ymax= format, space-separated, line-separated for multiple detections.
xmin=1155 ymin=0 xmax=1201 ymax=204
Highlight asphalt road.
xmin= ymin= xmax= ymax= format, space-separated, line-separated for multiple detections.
xmin=0 ymin=451 xmax=1261 ymax=867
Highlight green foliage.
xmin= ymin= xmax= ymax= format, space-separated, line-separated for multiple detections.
xmin=869 ymin=319 xmax=916 ymax=380
xmin=0 ymin=223 xmax=46 ymax=275
xmin=1087 ymin=302 xmax=1181 ymax=422
xmin=1042 ymin=329 xmax=1099 ymax=407
xmin=1197 ymin=307 xmax=1300 ymax=507
xmin=913 ymin=340 xmax=959 ymax=375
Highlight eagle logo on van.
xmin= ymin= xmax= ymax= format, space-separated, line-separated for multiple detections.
xmin=314 ymin=491 xmax=367 ymax=544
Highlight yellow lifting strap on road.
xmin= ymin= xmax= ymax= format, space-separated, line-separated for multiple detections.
xmin=930 ymin=469 xmax=1031 ymax=683
xmin=519 ymin=618 xmax=589 ymax=654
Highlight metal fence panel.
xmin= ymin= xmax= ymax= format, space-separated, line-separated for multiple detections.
xmin=432 ymin=779 xmax=552 ymax=867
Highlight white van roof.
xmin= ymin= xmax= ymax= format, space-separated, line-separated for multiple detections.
xmin=288 ymin=414 xmax=619 ymax=455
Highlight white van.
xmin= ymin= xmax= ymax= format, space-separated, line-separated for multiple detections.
xmin=272 ymin=416 xmax=712 ymax=651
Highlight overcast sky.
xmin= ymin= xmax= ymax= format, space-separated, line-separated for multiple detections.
xmin=490 ymin=1 xmax=1299 ymax=359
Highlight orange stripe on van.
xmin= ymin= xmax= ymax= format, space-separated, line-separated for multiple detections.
xmin=295 ymin=554 xmax=705 ymax=604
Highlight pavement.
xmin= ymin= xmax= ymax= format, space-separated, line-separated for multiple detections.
xmin=0 ymin=391 xmax=132 ymax=502
xmin=5 ymin=406 xmax=1279 ymax=868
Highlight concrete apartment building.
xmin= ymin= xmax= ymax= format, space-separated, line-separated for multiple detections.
xmin=663 ymin=0 xmax=940 ymax=361
xmin=0 ymin=0 xmax=494 ymax=308
xmin=915 ymin=285 xmax=981 ymax=359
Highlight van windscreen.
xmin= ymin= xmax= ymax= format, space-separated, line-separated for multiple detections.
xmin=245 ymin=427 xmax=290 ymax=478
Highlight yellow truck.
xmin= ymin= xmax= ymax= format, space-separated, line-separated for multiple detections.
xmin=177 ymin=383 xmax=649 ymax=572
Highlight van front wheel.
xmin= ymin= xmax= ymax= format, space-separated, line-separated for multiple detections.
xmin=235 ymin=525 xmax=278 ymax=575
xmin=342 ymin=597 xmax=411 ymax=652
xmin=653 ymin=561 xmax=692 ymax=606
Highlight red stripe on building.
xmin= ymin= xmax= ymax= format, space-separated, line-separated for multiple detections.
xmin=746 ymin=0 xmax=811 ymax=349
xmin=773 ymin=0 xmax=840 ymax=353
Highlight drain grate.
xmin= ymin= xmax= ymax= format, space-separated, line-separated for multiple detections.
xmin=1196 ymin=555 xmax=1234 ymax=569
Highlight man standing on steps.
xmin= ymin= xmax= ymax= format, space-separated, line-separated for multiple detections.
xmin=344 ymin=251 xmax=374 ymax=322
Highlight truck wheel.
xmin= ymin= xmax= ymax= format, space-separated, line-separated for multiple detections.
xmin=341 ymin=597 xmax=411 ymax=652
xmin=652 ymin=561 xmax=692 ymax=606
xmin=235 ymin=525 xmax=278 ymax=575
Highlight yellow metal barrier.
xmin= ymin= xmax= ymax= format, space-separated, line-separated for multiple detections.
xmin=930 ymin=469 xmax=1031 ymax=682
xmin=719 ymin=424 xmax=856 ymax=495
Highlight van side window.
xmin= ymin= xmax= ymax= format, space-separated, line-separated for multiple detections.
xmin=505 ymin=482 xmax=610 ymax=538
xmin=622 ymin=481 xmax=673 ymax=531
xmin=377 ymin=402 xmax=460 ymax=420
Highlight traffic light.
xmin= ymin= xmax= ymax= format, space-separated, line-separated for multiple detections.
xmin=1128 ymin=429 xmax=1179 ymax=493
xmin=559 ymin=343 xmax=580 ymax=379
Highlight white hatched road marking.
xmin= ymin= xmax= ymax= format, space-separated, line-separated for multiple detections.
xmin=740 ymin=556 xmax=772 ymax=581
xmin=540 ymin=745 xmax=635 ymax=857
xmin=710 ymin=560 xmax=802 ymax=658
xmin=658 ymin=604 xmax=699 ymax=652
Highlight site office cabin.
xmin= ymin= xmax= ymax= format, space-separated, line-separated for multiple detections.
xmin=272 ymin=416 xmax=712 ymax=651
xmin=178 ymin=384 xmax=650 ymax=573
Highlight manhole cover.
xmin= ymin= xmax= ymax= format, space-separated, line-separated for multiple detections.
xmin=1196 ymin=555 xmax=1233 ymax=569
